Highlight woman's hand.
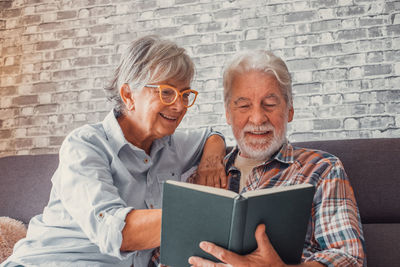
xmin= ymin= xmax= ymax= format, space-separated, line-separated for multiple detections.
xmin=195 ymin=135 xmax=227 ymax=188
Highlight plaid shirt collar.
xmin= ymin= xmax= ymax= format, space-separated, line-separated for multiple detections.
xmin=224 ymin=141 xmax=294 ymax=171
xmin=224 ymin=141 xmax=294 ymax=193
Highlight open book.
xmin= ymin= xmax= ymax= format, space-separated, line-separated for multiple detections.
xmin=160 ymin=181 xmax=315 ymax=267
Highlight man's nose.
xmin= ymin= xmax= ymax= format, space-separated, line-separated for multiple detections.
xmin=249 ymin=107 xmax=268 ymax=125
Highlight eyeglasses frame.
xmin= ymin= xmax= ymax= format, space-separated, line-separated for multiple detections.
xmin=145 ymin=84 xmax=198 ymax=108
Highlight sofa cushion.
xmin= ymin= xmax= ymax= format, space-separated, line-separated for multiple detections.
xmin=363 ymin=223 xmax=400 ymax=266
xmin=293 ymin=138 xmax=400 ymax=224
xmin=0 ymin=154 xmax=58 ymax=224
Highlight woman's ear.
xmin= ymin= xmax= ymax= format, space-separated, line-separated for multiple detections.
xmin=120 ymin=84 xmax=135 ymax=111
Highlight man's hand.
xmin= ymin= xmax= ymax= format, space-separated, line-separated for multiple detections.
xmin=188 ymin=224 xmax=287 ymax=267
xmin=196 ymin=135 xmax=227 ymax=188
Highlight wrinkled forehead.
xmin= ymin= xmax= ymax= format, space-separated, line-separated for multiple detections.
xmin=230 ymin=72 xmax=284 ymax=99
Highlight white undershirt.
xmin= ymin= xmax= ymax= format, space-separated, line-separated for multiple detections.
xmin=234 ymin=153 xmax=266 ymax=192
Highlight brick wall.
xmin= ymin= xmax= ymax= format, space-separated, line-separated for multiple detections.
xmin=1 ymin=0 xmax=399 ymax=156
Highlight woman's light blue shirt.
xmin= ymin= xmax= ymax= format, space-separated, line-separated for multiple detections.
xmin=3 ymin=110 xmax=221 ymax=267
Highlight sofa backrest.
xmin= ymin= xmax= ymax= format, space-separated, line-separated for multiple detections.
xmin=0 ymin=138 xmax=399 ymax=266
xmin=293 ymin=138 xmax=400 ymax=267
xmin=0 ymin=154 xmax=58 ymax=224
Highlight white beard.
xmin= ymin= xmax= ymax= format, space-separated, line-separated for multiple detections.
xmin=236 ymin=122 xmax=287 ymax=161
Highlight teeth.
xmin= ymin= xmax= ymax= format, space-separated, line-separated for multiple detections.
xmin=160 ymin=113 xmax=177 ymax=120
xmin=249 ymin=131 xmax=269 ymax=135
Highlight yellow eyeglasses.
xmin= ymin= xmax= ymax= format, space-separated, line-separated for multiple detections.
xmin=145 ymin=84 xmax=198 ymax=108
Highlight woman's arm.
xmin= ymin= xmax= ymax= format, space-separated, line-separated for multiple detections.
xmin=121 ymin=209 xmax=162 ymax=251
xmin=196 ymin=134 xmax=227 ymax=188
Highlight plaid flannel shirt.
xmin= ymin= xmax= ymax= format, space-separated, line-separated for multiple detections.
xmin=225 ymin=142 xmax=366 ymax=267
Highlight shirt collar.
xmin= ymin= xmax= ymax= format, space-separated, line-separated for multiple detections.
xmin=102 ymin=109 xmax=171 ymax=155
xmin=224 ymin=140 xmax=295 ymax=171
xmin=274 ymin=141 xmax=295 ymax=164
xmin=102 ymin=109 xmax=129 ymax=154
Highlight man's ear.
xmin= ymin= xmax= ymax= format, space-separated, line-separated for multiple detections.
xmin=287 ymin=106 xmax=294 ymax=122
xmin=120 ymin=84 xmax=135 ymax=111
xmin=225 ymin=104 xmax=232 ymax=125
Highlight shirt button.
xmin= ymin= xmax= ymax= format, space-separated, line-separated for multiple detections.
xmin=144 ymin=158 xmax=149 ymax=163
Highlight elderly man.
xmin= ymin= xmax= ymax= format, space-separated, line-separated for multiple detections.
xmin=189 ymin=51 xmax=366 ymax=267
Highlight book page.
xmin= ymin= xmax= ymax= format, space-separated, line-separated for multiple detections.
xmin=166 ymin=180 xmax=238 ymax=198
xmin=242 ymin=183 xmax=314 ymax=198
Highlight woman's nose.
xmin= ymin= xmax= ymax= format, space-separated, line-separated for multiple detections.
xmin=170 ymin=96 xmax=185 ymax=111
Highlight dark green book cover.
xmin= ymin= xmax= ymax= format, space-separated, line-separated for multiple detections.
xmin=160 ymin=181 xmax=315 ymax=267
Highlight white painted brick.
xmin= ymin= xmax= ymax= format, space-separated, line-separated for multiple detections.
xmin=293 ymin=1 xmax=309 ymax=10
xmin=77 ymin=28 xmax=89 ymax=37
xmin=310 ymin=95 xmax=323 ymax=106
xmin=394 ymin=14 xmax=400 ymax=25
xmin=42 ymin=13 xmax=57 ymax=23
xmin=140 ymin=11 xmax=154 ymax=20
xmin=38 ymin=93 xmax=52 ymax=104
xmin=394 ymin=62 xmax=400 ymax=75
xmin=6 ymin=18 xmax=19 ymax=29
xmin=158 ymin=0 xmax=175 ymax=8
xmin=293 ymin=71 xmax=313 ymax=83
xmin=4 ymin=57 xmax=15 ymax=66
xmin=342 ymin=19 xmax=357 ymax=29
xmin=74 ymin=113 xmax=86 ymax=121
xmin=181 ymin=25 xmax=197 ymax=35
xmin=318 ymin=8 xmax=335 ymax=20
xmin=367 ymin=2 xmax=386 ymax=16
xmin=200 ymin=14 xmax=212 ymax=23
xmin=245 ymin=29 xmax=258 ymax=40
xmin=338 ymin=0 xmax=353 ymax=6
xmin=0 ymin=96 xmax=12 ymax=108
xmin=319 ymin=32 xmax=334 ymax=43
xmin=60 ymin=39 xmax=73 ymax=49
xmin=33 ymin=137 xmax=49 ymax=147
xmin=20 ymin=107 xmax=34 ymax=116
xmin=343 ymin=93 xmax=360 ymax=103
xmin=344 ymin=118 xmax=359 ymax=130
xmin=349 ymin=67 xmax=363 ymax=79
xmin=15 ymin=128 xmax=27 ymax=138
xmin=199 ymin=104 xmax=213 ymax=113
xmin=78 ymin=9 xmax=89 ymax=19
xmin=24 ymin=6 xmax=35 ymax=15
xmin=270 ymin=38 xmax=285 ymax=49
xmin=294 ymin=47 xmax=309 ymax=57
xmin=40 ymin=72 xmax=51 ymax=81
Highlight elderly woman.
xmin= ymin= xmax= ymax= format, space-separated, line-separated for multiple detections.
xmin=2 ymin=36 xmax=226 ymax=267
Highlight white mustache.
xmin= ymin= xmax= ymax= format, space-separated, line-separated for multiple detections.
xmin=242 ymin=123 xmax=274 ymax=133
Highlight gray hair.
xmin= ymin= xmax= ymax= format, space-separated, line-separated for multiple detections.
xmin=223 ymin=50 xmax=292 ymax=108
xmin=105 ymin=35 xmax=195 ymax=115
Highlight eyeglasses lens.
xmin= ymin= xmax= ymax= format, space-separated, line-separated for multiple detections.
xmin=160 ymin=87 xmax=177 ymax=104
xmin=161 ymin=87 xmax=196 ymax=106
xmin=182 ymin=91 xmax=196 ymax=106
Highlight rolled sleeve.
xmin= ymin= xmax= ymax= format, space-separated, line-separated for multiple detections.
xmin=173 ymin=127 xmax=225 ymax=169
xmin=97 ymin=207 xmax=134 ymax=258
xmin=56 ymin=129 xmax=134 ymax=259
xmin=303 ymin=160 xmax=365 ymax=266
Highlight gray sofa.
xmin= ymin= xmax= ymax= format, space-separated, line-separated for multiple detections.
xmin=1 ymin=138 xmax=399 ymax=266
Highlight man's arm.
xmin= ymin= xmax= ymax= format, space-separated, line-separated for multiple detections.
xmin=196 ymin=134 xmax=227 ymax=188
xmin=188 ymin=224 xmax=325 ymax=267
xmin=120 ymin=209 xmax=162 ymax=251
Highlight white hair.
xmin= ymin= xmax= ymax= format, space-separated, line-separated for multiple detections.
xmin=105 ymin=35 xmax=195 ymax=115
xmin=223 ymin=50 xmax=292 ymax=108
